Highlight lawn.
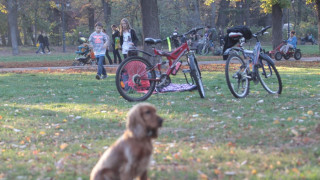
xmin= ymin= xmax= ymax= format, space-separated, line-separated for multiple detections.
xmin=0 ymin=62 xmax=319 ymax=179
xmin=0 ymin=44 xmax=319 ymax=64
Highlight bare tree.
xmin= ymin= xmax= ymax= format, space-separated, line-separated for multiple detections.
xmin=272 ymin=4 xmax=283 ymax=49
xmin=7 ymin=0 xmax=19 ymax=55
xmin=140 ymin=0 xmax=160 ymax=64
xmin=101 ymin=0 xmax=111 ymax=33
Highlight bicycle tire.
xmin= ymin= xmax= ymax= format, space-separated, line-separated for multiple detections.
xmin=274 ymin=52 xmax=282 ymax=61
xmin=188 ymin=55 xmax=205 ymax=98
xmin=257 ymin=57 xmax=282 ymax=95
xmin=115 ymin=56 xmax=156 ymax=102
xmin=225 ymin=54 xmax=250 ymax=98
xmin=294 ymin=51 xmax=302 ymax=60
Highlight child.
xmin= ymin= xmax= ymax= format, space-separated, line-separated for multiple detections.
xmin=280 ymin=30 xmax=297 ymax=54
xmin=119 ymin=18 xmax=138 ymax=59
xmin=111 ymin=25 xmax=122 ymax=64
xmin=89 ymin=22 xmax=109 ymax=80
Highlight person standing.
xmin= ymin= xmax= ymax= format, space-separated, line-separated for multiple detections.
xmin=119 ymin=18 xmax=138 ymax=59
xmin=172 ymin=27 xmax=180 ymax=48
xmin=89 ymin=22 xmax=109 ymax=80
xmin=43 ymin=33 xmax=51 ymax=54
xmin=102 ymin=28 xmax=113 ymax=65
xmin=36 ymin=32 xmax=45 ymax=54
xmin=204 ymin=26 xmax=215 ymax=55
xmin=111 ymin=25 xmax=122 ymax=64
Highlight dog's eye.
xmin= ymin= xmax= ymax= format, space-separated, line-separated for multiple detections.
xmin=145 ymin=110 xmax=151 ymax=114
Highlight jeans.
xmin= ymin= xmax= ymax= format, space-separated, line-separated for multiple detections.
xmin=36 ymin=43 xmax=44 ymax=53
xmin=97 ymin=55 xmax=107 ymax=76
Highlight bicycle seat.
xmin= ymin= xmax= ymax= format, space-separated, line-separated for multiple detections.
xmin=144 ymin=38 xmax=162 ymax=45
xmin=229 ymin=32 xmax=243 ymax=38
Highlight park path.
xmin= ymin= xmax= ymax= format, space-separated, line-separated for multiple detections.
xmin=0 ymin=56 xmax=319 ymax=72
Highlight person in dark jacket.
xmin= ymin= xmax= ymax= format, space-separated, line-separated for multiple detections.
xmin=119 ymin=18 xmax=138 ymax=59
xmin=43 ymin=33 xmax=51 ymax=54
xmin=36 ymin=32 xmax=45 ymax=54
xmin=111 ymin=25 xmax=122 ymax=64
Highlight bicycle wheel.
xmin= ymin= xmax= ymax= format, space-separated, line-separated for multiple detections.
xmin=189 ymin=55 xmax=205 ymax=98
xmin=225 ymin=54 xmax=250 ymax=98
xmin=257 ymin=58 xmax=282 ymax=94
xmin=115 ymin=56 xmax=156 ymax=102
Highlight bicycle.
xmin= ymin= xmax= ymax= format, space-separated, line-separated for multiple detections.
xmin=115 ymin=27 xmax=205 ymax=102
xmin=224 ymin=26 xmax=282 ymax=98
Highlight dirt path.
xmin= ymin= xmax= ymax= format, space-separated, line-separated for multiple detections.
xmin=0 ymin=56 xmax=319 ymax=73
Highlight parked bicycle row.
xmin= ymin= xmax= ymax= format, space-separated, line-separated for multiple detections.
xmin=113 ymin=26 xmax=282 ymax=101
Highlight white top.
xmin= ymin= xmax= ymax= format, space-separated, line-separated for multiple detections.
xmin=122 ymin=31 xmax=132 ymax=55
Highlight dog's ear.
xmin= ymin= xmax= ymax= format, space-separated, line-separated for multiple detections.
xmin=127 ymin=104 xmax=146 ymax=139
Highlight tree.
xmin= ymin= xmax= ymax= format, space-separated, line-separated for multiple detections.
xmin=306 ymin=0 xmax=320 ymax=52
xmin=140 ymin=0 xmax=160 ymax=64
xmin=260 ymin=0 xmax=292 ymax=49
xmin=7 ymin=0 xmax=19 ymax=55
xmin=101 ymin=0 xmax=111 ymax=34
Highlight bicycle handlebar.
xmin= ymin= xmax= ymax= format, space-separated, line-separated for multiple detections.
xmin=163 ymin=27 xmax=204 ymax=41
xmin=254 ymin=26 xmax=271 ymax=36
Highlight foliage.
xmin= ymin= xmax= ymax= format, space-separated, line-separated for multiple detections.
xmin=260 ymin=0 xmax=291 ymax=13
xmin=0 ymin=3 xmax=7 ymax=14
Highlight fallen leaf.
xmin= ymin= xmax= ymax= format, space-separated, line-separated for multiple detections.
xmin=287 ymin=117 xmax=293 ymax=121
xmin=307 ymin=110 xmax=314 ymax=115
xmin=0 ymin=115 xmax=2 ymax=119
xmin=251 ymin=169 xmax=257 ymax=175
xmin=60 ymin=143 xmax=68 ymax=150
xmin=39 ymin=131 xmax=46 ymax=135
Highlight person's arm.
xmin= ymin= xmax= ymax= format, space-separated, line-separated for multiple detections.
xmin=131 ymin=29 xmax=139 ymax=46
xmin=103 ymin=34 xmax=109 ymax=49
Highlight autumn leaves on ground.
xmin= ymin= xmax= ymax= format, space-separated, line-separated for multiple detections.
xmin=0 ymin=59 xmax=320 ymax=179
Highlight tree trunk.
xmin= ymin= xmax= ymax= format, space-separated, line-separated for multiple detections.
xmin=216 ymin=0 xmax=230 ymax=30
xmin=140 ymin=0 xmax=160 ymax=64
xmin=210 ymin=1 xmax=216 ymax=27
xmin=297 ymin=0 xmax=302 ymax=25
xmin=7 ymin=0 xmax=19 ymax=55
xmin=272 ymin=4 xmax=283 ymax=49
xmin=316 ymin=0 xmax=320 ymax=52
xmin=1 ymin=33 xmax=6 ymax=46
xmin=101 ymin=0 xmax=111 ymax=34
xmin=88 ymin=0 xmax=95 ymax=32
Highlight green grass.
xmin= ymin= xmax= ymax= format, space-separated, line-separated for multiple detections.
xmin=0 ymin=64 xmax=320 ymax=179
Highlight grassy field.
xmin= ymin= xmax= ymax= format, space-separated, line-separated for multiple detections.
xmin=0 ymin=44 xmax=319 ymax=63
xmin=0 ymin=62 xmax=320 ymax=179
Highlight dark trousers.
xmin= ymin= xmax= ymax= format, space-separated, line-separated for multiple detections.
xmin=123 ymin=54 xmax=128 ymax=59
xmin=105 ymin=50 xmax=113 ymax=64
xmin=44 ymin=45 xmax=50 ymax=52
xmin=113 ymin=47 xmax=122 ymax=64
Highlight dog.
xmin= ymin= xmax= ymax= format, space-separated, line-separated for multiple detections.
xmin=90 ymin=103 xmax=164 ymax=180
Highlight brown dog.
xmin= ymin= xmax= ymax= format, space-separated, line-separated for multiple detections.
xmin=90 ymin=103 xmax=163 ymax=180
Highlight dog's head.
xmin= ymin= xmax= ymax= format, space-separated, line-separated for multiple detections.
xmin=127 ymin=103 xmax=163 ymax=139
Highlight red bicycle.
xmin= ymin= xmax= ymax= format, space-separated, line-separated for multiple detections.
xmin=115 ymin=27 xmax=205 ymax=101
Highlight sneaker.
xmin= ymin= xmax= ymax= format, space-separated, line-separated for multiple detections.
xmin=47 ymin=51 xmax=51 ymax=54
xmin=101 ymin=74 xmax=108 ymax=79
xmin=96 ymin=74 xmax=101 ymax=80
xmin=40 ymin=52 xmax=44 ymax=54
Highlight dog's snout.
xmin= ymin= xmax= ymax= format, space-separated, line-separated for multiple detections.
xmin=158 ymin=117 xmax=163 ymax=127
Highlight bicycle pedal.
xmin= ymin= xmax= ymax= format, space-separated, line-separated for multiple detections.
xmin=182 ymin=69 xmax=191 ymax=73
